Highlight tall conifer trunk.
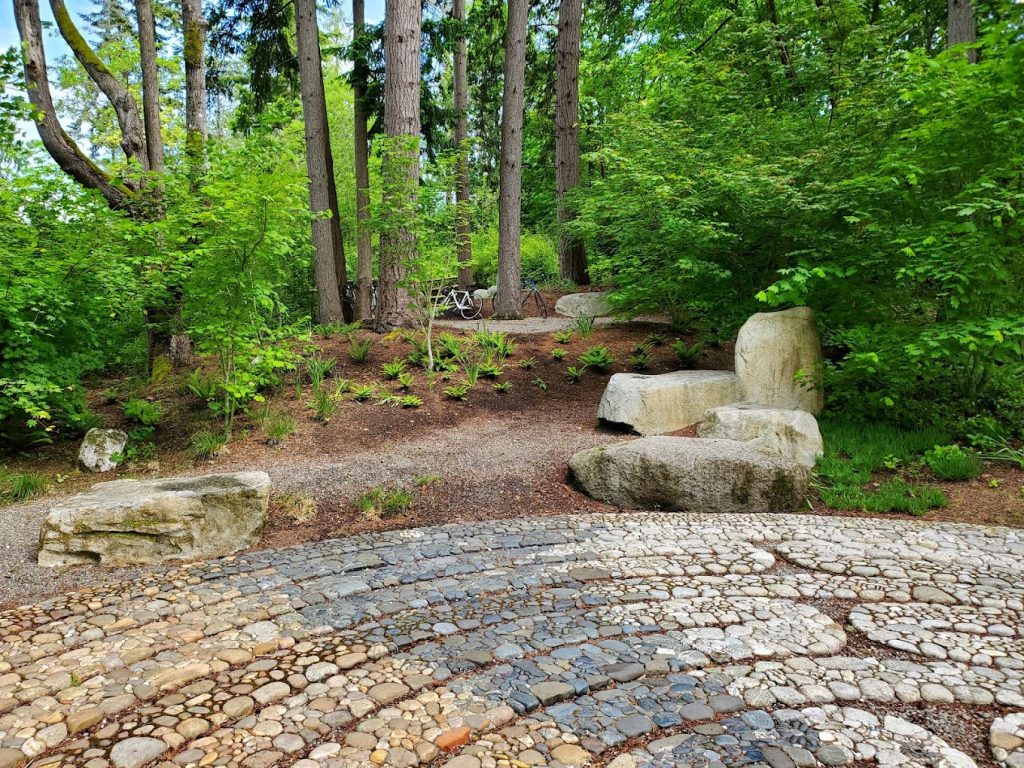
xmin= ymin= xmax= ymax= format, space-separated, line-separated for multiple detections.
xmin=453 ymin=0 xmax=474 ymax=289
xmin=376 ymin=0 xmax=421 ymax=329
xmin=493 ymin=0 xmax=528 ymax=319
xmin=555 ymin=0 xmax=587 ymax=285
xmin=352 ymin=0 xmax=374 ymax=322
xmin=295 ymin=0 xmax=347 ymax=323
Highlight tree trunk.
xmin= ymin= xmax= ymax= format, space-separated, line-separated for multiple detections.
xmin=555 ymin=0 xmax=587 ymax=285
xmin=352 ymin=0 xmax=374 ymax=322
xmin=376 ymin=0 xmax=421 ymax=330
xmin=453 ymin=0 xmax=474 ymax=290
xmin=295 ymin=0 xmax=346 ymax=324
xmin=13 ymin=0 xmax=131 ymax=208
xmin=49 ymin=0 xmax=148 ymax=170
xmin=134 ymin=0 xmax=163 ymax=173
xmin=947 ymin=0 xmax=977 ymax=62
xmin=182 ymin=0 xmax=208 ymax=175
xmin=493 ymin=0 xmax=528 ymax=319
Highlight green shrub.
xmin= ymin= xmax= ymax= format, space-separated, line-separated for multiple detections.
xmin=551 ymin=348 xmax=566 ymax=360
xmin=351 ymin=384 xmax=376 ymax=402
xmin=381 ymin=360 xmax=407 ymax=380
xmin=463 ymin=363 xmax=480 ymax=386
xmin=348 ymin=338 xmax=372 ymax=363
xmin=444 ymin=382 xmax=470 ymax=400
xmin=672 ymin=340 xmax=704 ymax=369
xmin=629 ymin=350 xmax=651 ymax=370
xmin=924 ymin=445 xmax=984 ymax=481
xmin=188 ymin=431 xmax=227 ymax=461
xmin=532 ymin=378 xmax=548 ymax=391
xmin=187 ymin=370 xmax=219 ymax=403
xmin=400 ymin=395 xmax=423 ymax=408
xmin=397 ymin=372 xmax=415 ymax=391
xmin=579 ymin=345 xmax=614 ymax=371
xmin=566 ymin=366 xmax=587 ymax=382
xmin=470 ymin=228 xmax=558 ymax=285
xmin=518 ymin=357 xmax=537 ymax=369
xmin=0 ymin=470 xmax=47 ymax=502
xmin=310 ymin=386 xmax=342 ymax=421
xmin=553 ymin=330 xmax=574 ymax=344
xmin=263 ymin=412 xmax=296 ymax=445
xmin=570 ymin=315 xmax=595 ymax=339
xmin=493 ymin=381 xmax=512 ymax=393
xmin=305 ymin=354 xmax=336 ymax=387
xmin=356 ymin=486 xmax=414 ymax=520
xmin=479 ymin=363 xmax=503 ymax=379
xmin=123 ymin=399 xmax=162 ymax=427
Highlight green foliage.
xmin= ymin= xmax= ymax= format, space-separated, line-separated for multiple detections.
xmin=348 ymin=338 xmax=372 ymax=363
xmin=532 ymin=377 xmax=548 ymax=391
xmin=462 ymin=363 xmax=480 ymax=386
xmin=672 ymin=340 xmax=704 ymax=369
xmin=566 ymin=366 xmax=587 ymax=383
xmin=518 ymin=357 xmax=537 ymax=369
xmin=351 ymin=384 xmax=376 ymax=402
xmin=579 ymin=345 xmax=614 ymax=371
xmin=188 ymin=430 xmax=227 ymax=461
xmin=356 ymin=485 xmax=413 ymax=519
xmin=0 ymin=469 xmax=47 ymax=502
xmin=474 ymin=330 xmax=516 ymax=360
xmin=815 ymin=418 xmax=951 ymax=514
xmin=399 ymin=395 xmax=423 ymax=408
xmin=551 ymin=348 xmax=566 ymax=360
xmin=305 ymin=354 xmax=336 ymax=388
xmin=493 ymin=381 xmax=512 ymax=393
xmin=123 ymin=399 xmax=162 ymax=427
xmin=187 ymin=371 xmax=219 ymax=404
xmin=553 ymin=330 xmax=574 ymax=344
xmin=381 ymin=360 xmax=407 ymax=380
xmin=444 ymin=382 xmax=470 ymax=400
xmin=397 ymin=372 xmax=415 ymax=391
xmin=570 ymin=315 xmax=595 ymax=340
xmin=262 ymin=410 xmax=296 ymax=445
xmin=478 ymin=363 xmax=503 ymax=379
xmin=309 ymin=383 xmax=344 ymax=422
xmin=923 ymin=445 xmax=984 ymax=481
xmin=470 ymin=228 xmax=558 ymax=285
xmin=436 ymin=333 xmax=467 ymax=362
xmin=629 ymin=350 xmax=651 ymax=370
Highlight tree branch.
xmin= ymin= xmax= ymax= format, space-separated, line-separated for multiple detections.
xmin=13 ymin=0 xmax=133 ymax=209
xmin=48 ymin=0 xmax=148 ymax=169
xmin=691 ymin=13 xmax=733 ymax=56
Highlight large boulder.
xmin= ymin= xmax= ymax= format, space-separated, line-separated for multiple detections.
xmin=38 ymin=471 xmax=270 ymax=567
xmin=569 ymin=437 xmax=809 ymax=513
xmin=598 ymin=370 xmax=742 ymax=435
xmin=698 ymin=403 xmax=823 ymax=468
xmin=78 ymin=428 xmax=128 ymax=473
xmin=734 ymin=307 xmax=824 ymax=413
xmin=554 ymin=291 xmax=613 ymax=318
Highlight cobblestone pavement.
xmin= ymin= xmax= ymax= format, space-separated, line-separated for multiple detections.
xmin=1 ymin=513 xmax=1022 ymax=768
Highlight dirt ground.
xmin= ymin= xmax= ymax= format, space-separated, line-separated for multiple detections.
xmin=2 ymin=293 xmax=1023 ymax=606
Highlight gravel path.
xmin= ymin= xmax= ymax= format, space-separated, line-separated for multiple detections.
xmin=0 ymin=407 xmax=626 ymax=608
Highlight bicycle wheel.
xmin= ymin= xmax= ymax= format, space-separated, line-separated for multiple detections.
xmin=459 ymin=294 xmax=482 ymax=320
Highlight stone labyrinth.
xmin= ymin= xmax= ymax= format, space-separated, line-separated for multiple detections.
xmin=2 ymin=514 xmax=1023 ymax=768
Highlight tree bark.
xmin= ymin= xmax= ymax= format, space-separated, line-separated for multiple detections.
xmin=453 ymin=0 xmax=475 ymax=290
xmin=134 ymin=0 xmax=163 ymax=173
xmin=493 ymin=0 xmax=528 ymax=318
xmin=47 ymin=0 xmax=147 ymax=170
xmin=182 ymin=0 xmax=208 ymax=175
xmin=352 ymin=0 xmax=374 ymax=322
xmin=947 ymin=0 xmax=977 ymax=62
xmin=376 ymin=0 xmax=421 ymax=330
xmin=295 ymin=0 xmax=346 ymax=324
xmin=555 ymin=0 xmax=587 ymax=285
xmin=13 ymin=0 xmax=132 ymax=208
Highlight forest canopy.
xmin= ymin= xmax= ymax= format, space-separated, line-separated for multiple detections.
xmin=1 ymin=0 xmax=1022 ymax=448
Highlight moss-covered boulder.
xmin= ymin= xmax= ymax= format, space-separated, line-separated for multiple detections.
xmin=569 ymin=436 xmax=809 ymax=513
xmin=38 ymin=471 xmax=270 ymax=566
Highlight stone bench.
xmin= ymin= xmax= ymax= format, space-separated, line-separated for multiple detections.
xmin=38 ymin=471 xmax=271 ymax=567
xmin=597 ymin=370 xmax=742 ymax=435
xmin=569 ymin=437 xmax=809 ymax=514
xmin=698 ymin=403 xmax=823 ymax=468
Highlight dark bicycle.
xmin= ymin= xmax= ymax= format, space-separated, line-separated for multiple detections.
xmin=521 ymin=278 xmax=548 ymax=318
